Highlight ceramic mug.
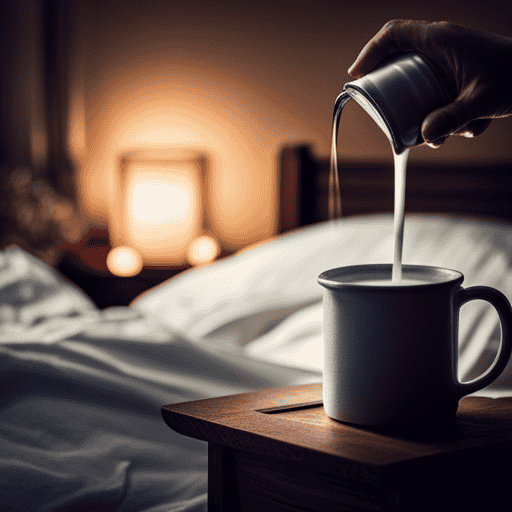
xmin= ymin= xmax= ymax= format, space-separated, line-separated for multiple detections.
xmin=318 ymin=264 xmax=512 ymax=426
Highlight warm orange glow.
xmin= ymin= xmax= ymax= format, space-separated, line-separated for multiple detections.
xmin=106 ymin=246 xmax=144 ymax=276
xmin=81 ymin=34 xmax=280 ymax=246
xmin=186 ymin=235 xmax=220 ymax=266
xmin=118 ymin=159 xmax=203 ymax=265
xmin=129 ymin=169 xmax=192 ymax=228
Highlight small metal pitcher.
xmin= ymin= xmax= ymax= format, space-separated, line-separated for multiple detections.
xmin=334 ymin=53 xmax=453 ymax=154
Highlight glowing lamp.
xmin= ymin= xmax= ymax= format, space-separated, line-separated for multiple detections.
xmin=107 ymin=246 xmax=144 ymax=277
xmin=186 ymin=235 xmax=221 ymax=266
xmin=110 ymin=149 xmax=218 ymax=270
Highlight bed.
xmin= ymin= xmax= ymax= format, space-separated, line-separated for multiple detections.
xmin=2 ymin=144 xmax=512 ymax=511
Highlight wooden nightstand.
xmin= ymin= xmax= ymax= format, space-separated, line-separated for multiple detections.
xmin=57 ymin=227 xmax=234 ymax=308
xmin=162 ymin=382 xmax=512 ymax=511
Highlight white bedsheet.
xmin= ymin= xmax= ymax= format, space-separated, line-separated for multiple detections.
xmin=0 ymin=247 xmax=319 ymax=512
xmin=135 ymin=213 xmax=512 ymax=389
xmin=2 ymin=213 xmax=512 ymax=511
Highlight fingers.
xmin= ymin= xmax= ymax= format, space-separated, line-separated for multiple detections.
xmin=421 ymin=95 xmax=475 ymax=144
xmin=348 ymin=20 xmax=427 ymax=77
xmin=349 ymin=19 xmax=507 ymax=150
xmin=348 ymin=21 xmax=402 ymax=77
xmin=424 ymin=136 xmax=447 ymax=149
xmin=422 ymin=111 xmax=492 ymax=148
xmin=452 ymin=119 xmax=492 ymax=137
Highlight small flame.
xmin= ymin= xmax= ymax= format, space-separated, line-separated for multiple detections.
xmin=107 ymin=246 xmax=144 ymax=277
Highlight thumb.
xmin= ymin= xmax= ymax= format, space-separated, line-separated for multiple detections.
xmin=452 ymin=118 xmax=492 ymax=137
xmin=421 ymin=99 xmax=475 ymax=144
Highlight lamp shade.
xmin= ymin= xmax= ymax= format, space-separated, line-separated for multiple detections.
xmin=109 ymin=149 xmax=210 ymax=267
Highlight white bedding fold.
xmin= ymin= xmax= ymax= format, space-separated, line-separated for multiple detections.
xmin=135 ymin=213 xmax=512 ymax=389
xmin=2 ymin=213 xmax=512 ymax=511
xmin=0 ymin=246 xmax=319 ymax=511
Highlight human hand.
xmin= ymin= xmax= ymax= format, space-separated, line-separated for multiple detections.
xmin=348 ymin=20 xmax=512 ymax=148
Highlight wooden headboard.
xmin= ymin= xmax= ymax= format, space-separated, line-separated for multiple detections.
xmin=278 ymin=144 xmax=512 ymax=233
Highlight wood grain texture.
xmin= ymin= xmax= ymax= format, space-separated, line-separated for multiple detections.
xmin=162 ymin=383 xmax=512 ymax=470
xmin=162 ymin=383 xmax=512 ymax=510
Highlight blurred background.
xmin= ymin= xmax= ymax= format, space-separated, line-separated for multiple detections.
xmin=2 ymin=0 xmax=512 ymax=306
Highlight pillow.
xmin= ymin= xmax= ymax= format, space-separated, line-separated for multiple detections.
xmin=132 ymin=213 xmax=512 ymax=344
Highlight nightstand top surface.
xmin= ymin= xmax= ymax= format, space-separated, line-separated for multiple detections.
xmin=162 ymin=382 xmax=512 ymax=479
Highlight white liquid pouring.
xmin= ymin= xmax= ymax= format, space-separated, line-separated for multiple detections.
xmin=391 ymin=148 xmax=410 ymax=283
xmin=329 ymin=95 xmax=411 ymax=285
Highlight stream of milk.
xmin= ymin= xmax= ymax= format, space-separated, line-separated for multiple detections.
xmin=329 ymin=99 xmax=411 ymax=283
xmin=391 ymin=148 xmax=410 ymax=283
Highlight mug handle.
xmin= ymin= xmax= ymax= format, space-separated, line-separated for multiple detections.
xmin=455 ymin=286 xmax=512 ymax=398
